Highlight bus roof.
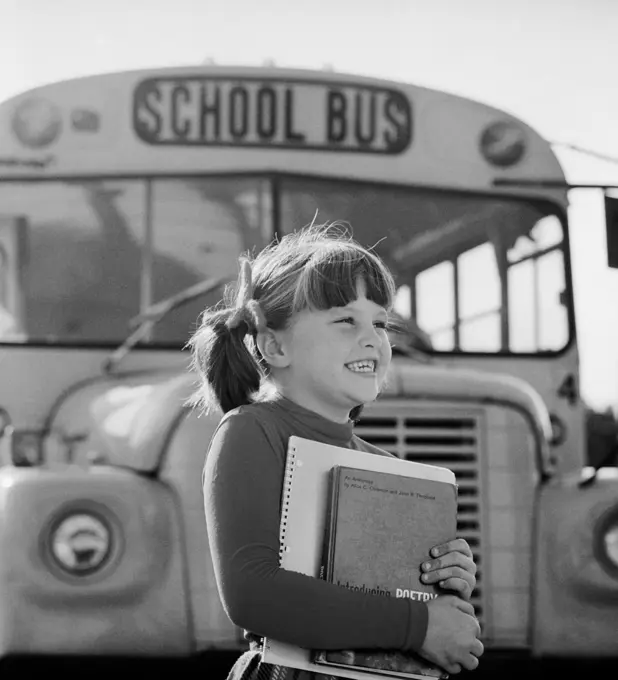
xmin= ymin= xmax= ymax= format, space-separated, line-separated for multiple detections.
xmin=0 ymin=65 xmax=566 ymax=203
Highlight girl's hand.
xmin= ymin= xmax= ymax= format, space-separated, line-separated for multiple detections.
xmin=421 ymin=539 xmax=477 ymax=601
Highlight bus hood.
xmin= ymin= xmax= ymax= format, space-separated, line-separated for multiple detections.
xmin=44 ymin=369 xmax=204 ymax=474
xmin=386 ymin=359 xmax=553 ymax=442
xmin=44 ymin=361 xmax=552 ymax=475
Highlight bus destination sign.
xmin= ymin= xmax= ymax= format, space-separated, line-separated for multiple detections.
xmin=133 ymin=77 xmax=412 ymax=154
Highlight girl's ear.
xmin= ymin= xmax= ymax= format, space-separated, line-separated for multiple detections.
xmin=256 ymin=329 xmax=290 ymax=368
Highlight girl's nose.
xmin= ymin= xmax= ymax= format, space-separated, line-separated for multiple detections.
xmin=359 ymin=323 xmax=381 ymax=347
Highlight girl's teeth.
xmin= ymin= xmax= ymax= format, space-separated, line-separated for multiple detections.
xmin=347 ymin=361 xmax=375 ymax=372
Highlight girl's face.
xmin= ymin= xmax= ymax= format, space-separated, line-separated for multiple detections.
xmin=273 ymin=280 xmax=392 ymax=423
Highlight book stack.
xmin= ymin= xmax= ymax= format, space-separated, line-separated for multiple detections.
xmin=262 ymin=436 xmax=457 ymax=680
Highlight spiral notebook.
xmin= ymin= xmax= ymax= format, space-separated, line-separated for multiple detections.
xmin=261 ymin=435 xmax=456 ymax=680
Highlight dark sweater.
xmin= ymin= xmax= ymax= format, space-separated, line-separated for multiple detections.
xmin=203 ymin=394 xmax=429 ymax=656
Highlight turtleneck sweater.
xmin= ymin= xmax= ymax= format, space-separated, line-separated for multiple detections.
xmin=203 ymin=394 xmax=429 ymax=657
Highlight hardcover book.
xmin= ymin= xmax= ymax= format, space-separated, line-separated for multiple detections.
xmin=261 ymin=436 xmax=457 ymax=680
xmin=312 ymin=465 xmax=458 ymax=679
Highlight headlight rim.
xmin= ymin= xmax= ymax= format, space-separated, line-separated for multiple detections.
xmin=40 ymin=501 xmax=122 ymax=581
xmin=593 ymin=506 xmax=618 ymax=578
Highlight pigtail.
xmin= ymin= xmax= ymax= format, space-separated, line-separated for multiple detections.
xmin=188 ymin=259 xmax=266 ymax=415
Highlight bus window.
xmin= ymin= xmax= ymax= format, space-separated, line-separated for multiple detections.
xmin=0 ymin=217 xmax=27 ymax=339
xmin=458 ymin=243 xmax=501 ymax=352
xmin=0 ymin=177 xmax=273 ymax=345
xmin=507 ymin=216 xmax=568 ymax=352
xmin=0 ymin=181 xmax=145 ymax=343
xmin=538 ymin=251 xmax=567 ymax=349
xmin=149 ymin=177 xmax=273 ymax=343
xmin=416 ymin=261 xmax=455 ymax=351
xmin=393 ymin=285 xmax=412 ymax=320
xmin=0 ymin=245 xmax=10 ymax=336
xmin=508 ymin=260 xmax=535 ymax=352
xmin=0 ymin=245 xmax=6 ymax=306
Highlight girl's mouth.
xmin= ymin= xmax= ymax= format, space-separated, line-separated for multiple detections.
xmin=345 ymin=359 xmax=377 ymax=373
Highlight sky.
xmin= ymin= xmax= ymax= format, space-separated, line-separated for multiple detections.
xmin=2 ymin=0 xmax=618 ymax=411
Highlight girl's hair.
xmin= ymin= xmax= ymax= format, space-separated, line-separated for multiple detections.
xmin=187 ymin=222 xmax=396 ymax=419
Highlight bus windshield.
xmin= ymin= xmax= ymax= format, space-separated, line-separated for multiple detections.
xmin=0 ymin=175 xmax=570 ymax=354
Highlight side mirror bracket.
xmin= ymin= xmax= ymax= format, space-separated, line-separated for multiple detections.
xmin=604 ymin=194 xmax=618 ymax=269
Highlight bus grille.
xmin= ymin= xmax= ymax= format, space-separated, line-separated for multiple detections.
xmin=355 ymin=402 xmax=484 ymax=620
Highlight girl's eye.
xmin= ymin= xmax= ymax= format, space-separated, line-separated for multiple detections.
xmin=374 ymin=321 xmax=388 ymax=330
xmin=335 ymin=317 xmax=355 ymax=325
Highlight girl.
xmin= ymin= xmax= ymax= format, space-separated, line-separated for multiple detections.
xmin=189 ymin=224 xmax=483 ymax=680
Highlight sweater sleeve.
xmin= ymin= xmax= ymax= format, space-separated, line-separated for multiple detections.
xmin=203 ymin=411 xmax=429 ymax=652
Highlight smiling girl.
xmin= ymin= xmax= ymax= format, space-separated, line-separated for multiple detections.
xmin=189 ymin=224 xmax=483 ymax=680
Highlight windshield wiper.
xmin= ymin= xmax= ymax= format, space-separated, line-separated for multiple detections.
xmin=102 ymin=276 xmax=230 ymax=374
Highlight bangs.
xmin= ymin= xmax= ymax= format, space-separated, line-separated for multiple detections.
xmin=293 ymin=243 xmax=395 ymax=312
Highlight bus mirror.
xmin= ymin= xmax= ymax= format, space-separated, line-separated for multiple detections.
xmin=603 ymin=194 xmax=618 ymax=269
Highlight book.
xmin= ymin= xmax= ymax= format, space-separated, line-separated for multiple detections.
xmin=312 ymin=465 xmax=458 ymax=679
xmin=261 ymin=436 xmax=457 ymax=680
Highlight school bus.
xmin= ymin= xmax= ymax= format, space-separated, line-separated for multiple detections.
xmin=0 ymin=65 xmax=616 ymax=665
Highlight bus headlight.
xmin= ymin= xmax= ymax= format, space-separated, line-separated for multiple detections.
xmin=48 ymin=512 xmax=113 ymax=576
xmin=595 ymin=508 xmax=618 ymax=576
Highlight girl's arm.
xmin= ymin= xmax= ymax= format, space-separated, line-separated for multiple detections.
xmin=203 ymin=410 xmax=427 ymax=653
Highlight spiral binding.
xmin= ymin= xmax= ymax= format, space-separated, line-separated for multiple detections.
xmin=278 ymin=443 xmax=297 ymax=563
